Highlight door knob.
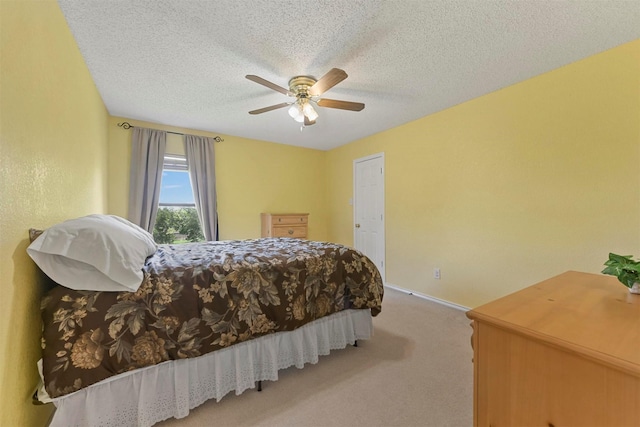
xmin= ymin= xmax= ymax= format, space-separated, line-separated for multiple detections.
xmin=355 ymin=224 xmax=361 ymax=228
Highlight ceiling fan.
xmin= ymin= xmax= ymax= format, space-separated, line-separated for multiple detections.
xmin=246 ymin=68 xmax=364 ymax=126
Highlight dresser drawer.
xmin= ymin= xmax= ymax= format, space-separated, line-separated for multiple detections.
xmin=270 ymin=214 xmax=308 ymax=225
xmin=272 ymin=226 xmax=307 ymax=238
xmin=261 ymin=213 xmax=309 ymax=239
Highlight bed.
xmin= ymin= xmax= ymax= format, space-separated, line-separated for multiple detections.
xmin=29 ymin=215 xmax=384 ymax=427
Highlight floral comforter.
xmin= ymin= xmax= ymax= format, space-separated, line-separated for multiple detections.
xmin=40 ymin=238 xmax=384 ymax=398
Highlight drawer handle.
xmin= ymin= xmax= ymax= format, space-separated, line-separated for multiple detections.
xmin=288 ymin=229 xmax=294 ymax=235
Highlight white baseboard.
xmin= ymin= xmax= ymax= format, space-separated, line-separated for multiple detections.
xmin=384 ymin=283 xmax=470 ymax=312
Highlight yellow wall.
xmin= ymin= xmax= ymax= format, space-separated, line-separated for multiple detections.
xmin=0 ymin=0 xmax=109 ymax=425
xmin=2 ymin=1 xmax=638 ymax=424
xmin=107 ymin=117 xmax=329 ymax=241
xmin=327 ymin=40 xmax=640 ymax=308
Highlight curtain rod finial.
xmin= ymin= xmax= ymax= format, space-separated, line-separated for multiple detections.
xmin=118 ymin=122 xmax=133 ymax=129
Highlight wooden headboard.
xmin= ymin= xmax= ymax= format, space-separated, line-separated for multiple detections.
xmin=29 ymin=228 xmax=44 ymax=243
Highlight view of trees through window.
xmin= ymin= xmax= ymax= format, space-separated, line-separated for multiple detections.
xmin=153 ymin=154 xmax=205 ymax=244
xmin=153 ymin=207 xmax=204 ymax=244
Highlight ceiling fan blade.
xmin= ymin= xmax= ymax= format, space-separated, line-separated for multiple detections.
xmin=304 ymin=116 xmax=316 ymax=126
xmin=249 ymin=102 xmax=290 ymax=115
xmin=317 ymin=98 xmax=365 ymax=111
xmin=308 ymin=68 xmax=348 ymax=96
xmin=246 ymin=75 xmax=292 ymax=96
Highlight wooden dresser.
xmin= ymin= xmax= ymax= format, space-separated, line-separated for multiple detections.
xmin=466 ymin=271 xmax=640 ymax=427
xmin=260 ymin=213 xmax=308 ymax=239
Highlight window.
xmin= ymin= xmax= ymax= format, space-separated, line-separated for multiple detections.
xmin=153 ymin=155 xmax=205 ymax=244
xmin=159 ymin=156 xmax=193 ymax=207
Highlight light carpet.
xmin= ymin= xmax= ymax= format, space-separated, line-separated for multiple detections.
xmin=158 ymin=287 xmax=473 ymax=427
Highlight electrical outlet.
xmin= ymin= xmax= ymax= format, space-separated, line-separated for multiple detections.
xmin=434 ymin=268 xmax=441 ymax=280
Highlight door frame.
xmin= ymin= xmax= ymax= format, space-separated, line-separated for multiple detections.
xmin=353 ymin=152 xmax=385 ymax=283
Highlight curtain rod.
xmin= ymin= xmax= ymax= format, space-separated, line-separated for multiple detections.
xmin=117 ymin=122 xmax=224 ymax=142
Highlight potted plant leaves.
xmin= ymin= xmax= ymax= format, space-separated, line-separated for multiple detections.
xmin=602 ymin=253 xmax=640 ymax=294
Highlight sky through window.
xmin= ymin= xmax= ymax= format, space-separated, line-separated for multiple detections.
xmin=159 ymin=170 xmax=195 ymax=205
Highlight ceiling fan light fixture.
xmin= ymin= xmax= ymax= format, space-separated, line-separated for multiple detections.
xmin=303 ymin=101 xmax=318 ymax=121
xmin=288 ymin=102 xmax=303 ymax=121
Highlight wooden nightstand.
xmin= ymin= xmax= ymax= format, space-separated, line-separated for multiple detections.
xmin=261 ymin=213 xmax=308 ymax=239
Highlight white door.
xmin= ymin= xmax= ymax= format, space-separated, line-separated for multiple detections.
xmin=353 ymin=153 xmax=385 ymax=282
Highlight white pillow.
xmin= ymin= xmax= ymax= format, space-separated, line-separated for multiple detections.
xmin=27 ymin=214 xmax=157 ymax=292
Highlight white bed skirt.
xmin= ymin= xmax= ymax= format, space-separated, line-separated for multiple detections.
xmin=44 ymin=309 xmax=373 ymax=427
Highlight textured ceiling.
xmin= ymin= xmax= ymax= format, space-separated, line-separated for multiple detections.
xmin=58 ymin=0 xmax=640 ymax=151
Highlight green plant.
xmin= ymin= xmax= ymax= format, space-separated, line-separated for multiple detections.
xmin=602 ymin=253 xmax=640 ymax=288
